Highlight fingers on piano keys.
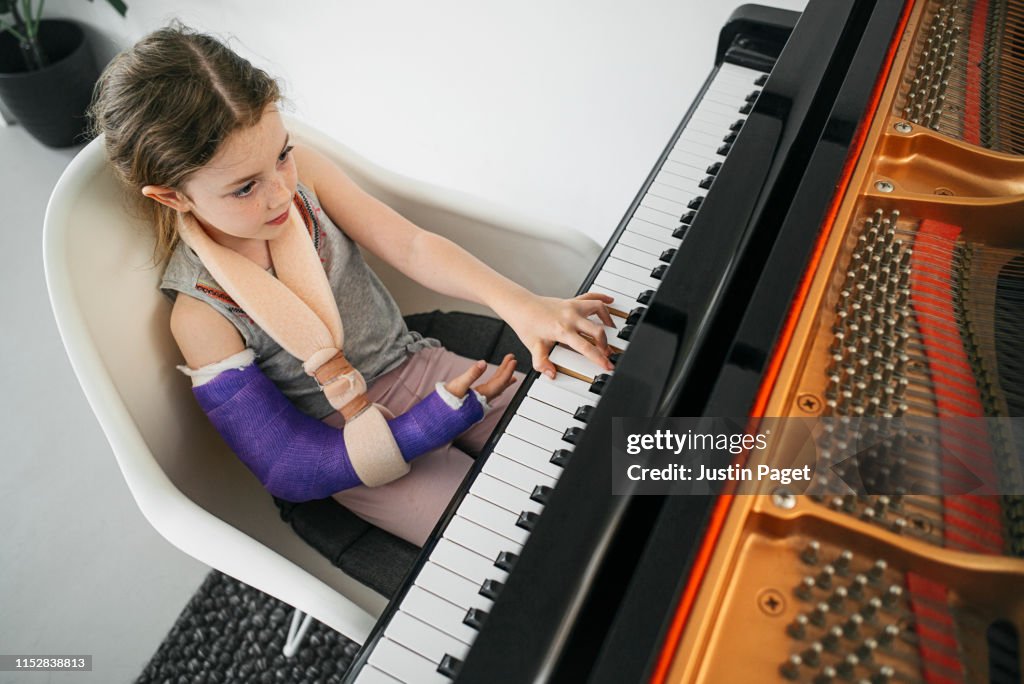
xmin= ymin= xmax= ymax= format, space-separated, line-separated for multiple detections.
xmin=352 ymin=62 xmax=774 ymax=684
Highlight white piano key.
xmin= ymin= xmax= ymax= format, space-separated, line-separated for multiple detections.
xmin=675 ymin=127 xmax=723 ymax=146
xmin=672 ymin=137 xmax=721 ymax=158
xmin=632 ymin=204 xmax=679 ymax=229
xmin=493 ymin=433 xmax=565 ymax=480
xmin=640 ymin=193 xmax=687 ymax=216
xmin=611 ymin=243 xmax=666 ymax=272
xmin=432 ymin=537 xmax=509 ymax=587
xmin=400 ymin=585 xmax=478 ymax=645
xmin=459 ymin=494 xmax=531 ymax=545
xmin=655 ymin=167 xmax=703 ymax=191
xmin=645 ymin=180 xmax=696 ymax=205
xmin=684 ymin=114 xmax=740 ymax=137
xmin=356 ymin=665 xmax=403 ymax=684
xmin=618 ymin=229 xmax=680 ymax=257
xmin=593 ymin=272 xmax=652 ymax=307
xmin=516 ymin=396 xmax=586 ymax=431
xmin=587 ymin=282 xmax=641 ymax=318
xmin=418 ymin=560 xmax=495 ymax=611
xmin=482 ymin=453 xmax=557 ymax=492
xmin=390 ymin=611 xmax=470 ymax=664
xmin=368 ymin=638 xmax=448 ymax=684
xmin=600 ymin=257 xmax=662 ymax=292
xmin=507 ymin=413 xmax=578 ymax=453
xmin=549 ymin=344 xmax=611 ymax=383
xmin=472 ymin=473 xmax=544 ymax=517
xmin=445 ymin=514 xmax=522 ymax=565
xmin=623 ymin=217 xmax=678 ymax=245
xmin=530 ymin=369 xmax=598 ymax=405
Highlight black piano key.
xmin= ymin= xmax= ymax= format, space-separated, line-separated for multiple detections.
xmin=740 ymin=102 xmax=753 ymax=115
xmin=650 ymin=264 xmax=667 ymax=280
xmin=438 ymin=654 xmax=462 ymax=679
xmin=637 ymin=290 xmax=655 ymax=305
xmin=463 ymin=607 xmax=489 ymax=631
xmin=550 ymin=448 xmax=572 ymax=467
xmin=626 ymin=306 xmax=646 ymax=325
xmin=755 ymin=73 xmax=768 ymax=86
xmin=562 ymin=426 xmax=584 ymax=444
xmin=659 ymin=248 xmax=676 ymax=263
xmin=680 ymin=210 xmax=696 ymax=225
xmin=618 ymin=324 xmax=634 ymax=341
xmin=687 ymin=195 xmax=704 ymax=210
xmin=745 ymin=90 xmax=760 ymax=102
xmin=531 ymin=485 xmax=553 ymax=505
xmin=589 ymin=373 xmax=611 ymax=395
xmin=480 ymin=578 xmax=505 ymax=600
xmin=722 ymin=131 xmax=737 ymax=144
xmin=672 ymin=225 xmax=688 ymax=239
xmin=516 ymin=511 xmax=539 ymax=532
xmin=494 ymin=551 xmax=518 ymax=572
xmin=573 ymin=404 xmax=594 ymax=423
xmin=729 ymin=119 xmax=744 ymax=132
xmin=608 ymin=351 xmax=622 ymax=365
xmin=698 ymin=175 xmax=714 ymax=189
xmin=717 ymin=143 xmax=732 ymax=155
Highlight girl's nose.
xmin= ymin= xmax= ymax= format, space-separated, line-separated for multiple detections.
xmin=269 ymin=175 xmax=291 ymax=207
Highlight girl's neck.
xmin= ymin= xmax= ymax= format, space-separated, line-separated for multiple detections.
xmin=199 ymin=219 xmax=272 ymax=269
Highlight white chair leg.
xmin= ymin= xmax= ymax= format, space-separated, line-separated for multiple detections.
xmin=283 ymin=607 xmax=316 ymax=658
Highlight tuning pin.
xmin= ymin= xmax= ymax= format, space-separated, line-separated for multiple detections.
xmin=844 ymin=613 xmax=864 ymax=639
xmin=801 ymin=642 xmax=823 ymax=668
xmin=795 ymin=576 xmax=816 ymax=601
xmin=877 ymin=623 xmax=900 ymax=646
xmin=834 ymin=549 xmax=853 ymax=576
xmin=787 ymin=614 xmax=809 ymax=640
xmin=828 ymin=586 xmax=848 ymax=611
xmin=867 ymin=560 xmax=887 ymax=584
xmin=810 ymin=602 xmax=830 ymax=627
xmin=848 ymin=574 xmax=868 ymax=601
xmin=862 ymin=596 xmax=882 ymax=621
xmin=871 ymin=665 xmax=895 ymax=684
xmin=779 ymin=655 xmax=802 ymax=680
xmin=817 ymin=565 xmax=836 ymax=590
xmin=856 ymin=637 xmax=878 ymax=661
xmin=801 ymin=540 xmax=821 ymax=565
xmin=813 ymin=665 xmax=838 ymax=684
xmin=882 ymin=584 xmax=903 ymax=608
xmin=837 ymin=654 xmax=859 ymax=679
xmin=822 ymin=625 xmax=843 ymax=652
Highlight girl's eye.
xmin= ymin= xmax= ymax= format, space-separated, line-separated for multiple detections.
xmin=278 ymin=145 xmax=294 ymax=163
xmin=232 ymin=181 xmax=256 ymax=198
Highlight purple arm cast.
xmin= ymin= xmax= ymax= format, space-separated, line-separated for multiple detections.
xmin=193 ymin=362 xmax=483 ymax=502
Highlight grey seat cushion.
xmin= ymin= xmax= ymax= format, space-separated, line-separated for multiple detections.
xmin=273 ymin=311 xmax=529 ymax=598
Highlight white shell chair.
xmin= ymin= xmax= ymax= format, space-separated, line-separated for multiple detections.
xmin=42 ymin=115 xmax=600 ymax=655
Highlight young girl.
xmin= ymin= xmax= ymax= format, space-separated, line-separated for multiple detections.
xmin=88 ymin=24 xmax=616 ymax=547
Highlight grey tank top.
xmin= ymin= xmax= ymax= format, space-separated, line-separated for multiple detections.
xmin=160 ymin=181 xmax=441 ymax=419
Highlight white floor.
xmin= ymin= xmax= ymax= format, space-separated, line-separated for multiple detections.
xmin=0 ymin=124 xmax=209 ymax=684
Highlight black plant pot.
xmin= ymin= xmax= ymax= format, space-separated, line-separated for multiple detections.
xmin=0 ymin=20 xmax=99 ymax=148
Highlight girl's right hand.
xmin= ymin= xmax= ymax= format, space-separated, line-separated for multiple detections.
xmin=444 ymin=354 xmax=518 ymax=403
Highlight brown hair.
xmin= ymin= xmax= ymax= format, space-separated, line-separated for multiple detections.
xmin=87 ymin=23 xmax=283 ymax=264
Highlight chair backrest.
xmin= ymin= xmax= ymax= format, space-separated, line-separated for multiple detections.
xmin=42 ymin=116 xmax=599 ymax=643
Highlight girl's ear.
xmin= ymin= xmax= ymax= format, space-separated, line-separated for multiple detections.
xmin=141 ymin=185 xmax=191 ymax=212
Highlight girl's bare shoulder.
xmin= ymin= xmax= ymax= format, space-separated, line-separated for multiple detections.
xmin=170 ymin=293 xmax=246 ymax=369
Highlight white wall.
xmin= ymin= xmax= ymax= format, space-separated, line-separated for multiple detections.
xmin=54 ymin=0 xmax=807 ymax=246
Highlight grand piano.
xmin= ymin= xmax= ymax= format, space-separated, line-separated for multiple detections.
xmin=344 ymin=1 xmax=1024 ymax=681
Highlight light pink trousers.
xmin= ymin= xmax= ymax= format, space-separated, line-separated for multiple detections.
xmin=322 ymin=346 xmax=525 ymax=547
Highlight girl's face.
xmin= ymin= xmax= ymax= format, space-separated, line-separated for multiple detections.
xmin=146 ymin=105 xmax=297 ymax=245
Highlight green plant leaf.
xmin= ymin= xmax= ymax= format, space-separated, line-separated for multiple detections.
xmin=85 ymin=0 xmax=127 ymax=16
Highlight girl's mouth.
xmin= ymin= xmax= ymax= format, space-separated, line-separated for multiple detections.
xmin=267 ymin=209 xmax=289 ymax=225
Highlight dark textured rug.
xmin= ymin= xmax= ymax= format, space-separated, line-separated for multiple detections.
xmin=137 ymin=571 xmax=361 ymax=683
